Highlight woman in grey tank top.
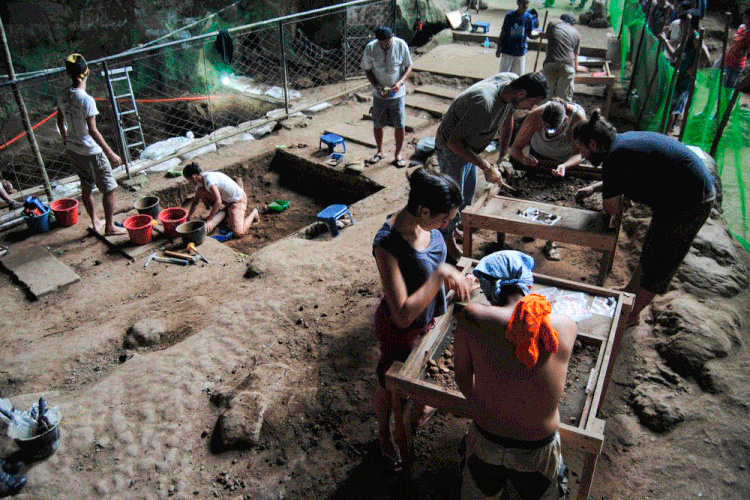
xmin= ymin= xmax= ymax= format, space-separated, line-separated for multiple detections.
xmin=508 ymin=100 xmax=587 ymax=261
xmin=510 ymin=99 xmax=586 ymax=177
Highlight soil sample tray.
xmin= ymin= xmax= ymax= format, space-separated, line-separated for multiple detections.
xmin=385 ymin=257 xmax=634 ymax=500
xmin=461 ymin=187 xmax=622 ymax=285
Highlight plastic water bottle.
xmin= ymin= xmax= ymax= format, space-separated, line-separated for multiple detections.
xmin=483 ymin=36 xmax=490 ymax=53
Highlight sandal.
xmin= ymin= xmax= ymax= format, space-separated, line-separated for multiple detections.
xmin=0 ymin=246 xmax=7 ymax=259
xmin=381 ymin=452 xmax=403 ymax=474
xmin=394 ymin=157 xmax=407 ymax=168
xmin=366 ymin=153 xmax=385 ymax=165
xmin=543 ymin=241 xmax=562 ymax=261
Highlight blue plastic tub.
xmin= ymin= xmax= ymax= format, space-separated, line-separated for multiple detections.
xmin=24 ymin=206 xmax=51 ymax=233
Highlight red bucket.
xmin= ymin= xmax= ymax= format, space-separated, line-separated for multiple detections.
xmin=123 ymin=214 xmax=153 ymax=245
xmin=158 ymin=207 xmax=188 ymax=237
xmin=50 ymin=198 xmax=79 ymax=227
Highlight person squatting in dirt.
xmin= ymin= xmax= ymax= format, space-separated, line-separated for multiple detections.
xmin=454 ymin=250 xmax=577 ymax=500
xmin=183 ymin=162 xmax=259 ymax=236
xmin=372 ymin=167 xmax=478 ymax=473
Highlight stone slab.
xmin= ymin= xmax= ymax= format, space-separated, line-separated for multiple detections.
xmin=414 ymin=85 xmax=461 ymax=100
xmin=405 ymin=94 xmax=449 ymax=118
xmin=325 ymin=124 xmax=387 ymax=149
xmin=0 ymin=245 xmax=81 ymax=300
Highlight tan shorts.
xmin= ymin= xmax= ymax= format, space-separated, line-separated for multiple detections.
xmin=227 ymin=191 xmax=248 ymax=236
xmin=67 ymin=150 xmax=118 ymax=194
xmin=459 ymin=422 xmax=567 ymax=500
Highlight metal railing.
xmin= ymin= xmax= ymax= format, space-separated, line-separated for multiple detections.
xmin=0 ymin=0 xmax=395 ymax=197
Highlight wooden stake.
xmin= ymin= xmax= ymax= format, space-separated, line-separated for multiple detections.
xmin=717 ymin=12 xmax=731 ymax=114
xmin=625 ymin=0 xmax=654 ymax=106
xmin=678 ymin=27 xmax=705 ymax=142
xmin=534 ymin=10 xmax=549 ymax=73
xmin=710 ymin=71 xmax=750 ymax=157
xmin=659 ymin=17 xmax=693 ymax=134
xmin=635 ymin=38 xmax=664 ymax=126
xmin=0 ymin=18 xmax=53 ymax=201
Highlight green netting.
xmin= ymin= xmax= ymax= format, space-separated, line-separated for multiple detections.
xmin=610 ymin=0 xmax=750 ymax=252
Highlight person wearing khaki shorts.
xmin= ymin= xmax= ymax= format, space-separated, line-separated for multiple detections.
xmin=57 ymin=53 xmax=126 ymax=236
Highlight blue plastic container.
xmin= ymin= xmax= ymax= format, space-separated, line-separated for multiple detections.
xmin=24 ymin=206 xmax=51 ymax=233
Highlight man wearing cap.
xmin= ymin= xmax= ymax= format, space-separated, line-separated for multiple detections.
xmin=361 ymin=26 xmax=413 ymax=168
xmin=454 ymin=250 xmax=577 ymax=500
xmin=542 ymin=14 xmax=588 ymax=101
xmin=56 ymin=53 xmax=126 ymax=236
xmin=435 ymin=72 xmax=548 ymax=261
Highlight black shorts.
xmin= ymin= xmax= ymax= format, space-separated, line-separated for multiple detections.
xmin=640 ymin=200 xmax=713 ymax=294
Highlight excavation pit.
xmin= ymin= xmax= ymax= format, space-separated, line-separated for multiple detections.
xmin=150 ymin=149 xmax=382 ymax=255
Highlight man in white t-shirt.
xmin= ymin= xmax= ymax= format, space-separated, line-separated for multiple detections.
xmin=361 ymin=26 xmax=413 ymax=168
xmin=183 ymin=162 xmax=259 ymax=236
xmin=56 ymin=53 xmax=126 ymax=235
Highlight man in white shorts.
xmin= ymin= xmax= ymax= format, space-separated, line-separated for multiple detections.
xmin=183 ymin=162 xmax=258 ymax=237
xmin=56 ymin=53 xmax=126 ymax=236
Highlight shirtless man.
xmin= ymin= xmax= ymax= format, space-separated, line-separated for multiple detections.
xmin=454 ymin=250 xmax=577 ymax=500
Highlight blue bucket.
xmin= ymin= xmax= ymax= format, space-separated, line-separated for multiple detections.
xmin=24 ymin=206 xmax=51 ymax=233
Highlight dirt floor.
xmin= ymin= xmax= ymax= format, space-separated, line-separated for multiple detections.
xmin=1 ymin=36 xmax=750 ymax=500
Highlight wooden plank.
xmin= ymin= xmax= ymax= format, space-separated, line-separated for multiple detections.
xmin=413 ymin=85 xmax=460 ymax=101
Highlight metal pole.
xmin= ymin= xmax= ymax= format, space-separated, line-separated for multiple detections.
xmin=678 ymin=27 xmax=704 ymax=142
xmin=279 ymin=22 xmax=290 ymax=114
xmin=101 ymin=62 xmax=130 ymax=178
xmin=0 ymin=18 xmax=53 ymax=200
xmin=343 ymin=7 xmax=348 ymax=84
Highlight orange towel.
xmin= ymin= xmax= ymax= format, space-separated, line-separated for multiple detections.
xmin=505 ymin=294 xmax=559 ymax=368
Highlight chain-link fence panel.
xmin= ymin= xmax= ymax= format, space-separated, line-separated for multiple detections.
xmin=0 ymin=0 xmax=395 ymax=197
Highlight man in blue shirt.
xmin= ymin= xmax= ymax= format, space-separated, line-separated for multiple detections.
xmin=496 ymin=0 xmax=540 ymax=75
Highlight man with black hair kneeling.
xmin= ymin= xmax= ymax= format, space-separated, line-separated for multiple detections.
xmin=454 ymin=250 xmax=577 ymax=500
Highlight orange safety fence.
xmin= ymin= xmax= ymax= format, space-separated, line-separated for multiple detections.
xmin=0 ymin=95 xmax=230 ymax=152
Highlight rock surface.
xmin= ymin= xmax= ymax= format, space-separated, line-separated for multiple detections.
xmin=630 ymin=382 xmax=685 ymax=432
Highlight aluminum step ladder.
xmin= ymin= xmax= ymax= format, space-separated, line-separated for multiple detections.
xmin=100 ymin=66 xmax=145 ymax=164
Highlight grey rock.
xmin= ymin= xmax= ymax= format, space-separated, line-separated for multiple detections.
xmin=676 ymin=217 xmax=749 ymax=297
xmin=698 ymin=360 xmax=731 ymax=394
xmin=119 ymin=175 xmax=149 ymax=192
xmin=607 ymin=413 xmax=643 ymax=447
xmin=218 ymin=391 xmax=268 ymax=447
xmin=630 ymin=382 xmax=685 ymax=432
xmin=124 ymin=318 xmax=166 ymax=348
xmin=652 ymin=293 xmax=742 ymax=376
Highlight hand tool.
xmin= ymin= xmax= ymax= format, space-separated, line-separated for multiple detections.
xmin=164 ymin=250 xmax=198 ymax=263
xmin=144 ymin=252 xmax=188 ymax=267
xmin=187 ymin=242 xmax=210 ymax=264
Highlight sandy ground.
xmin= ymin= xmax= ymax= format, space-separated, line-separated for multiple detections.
xmin=1 ymin=44 xmax=750 ymax=500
